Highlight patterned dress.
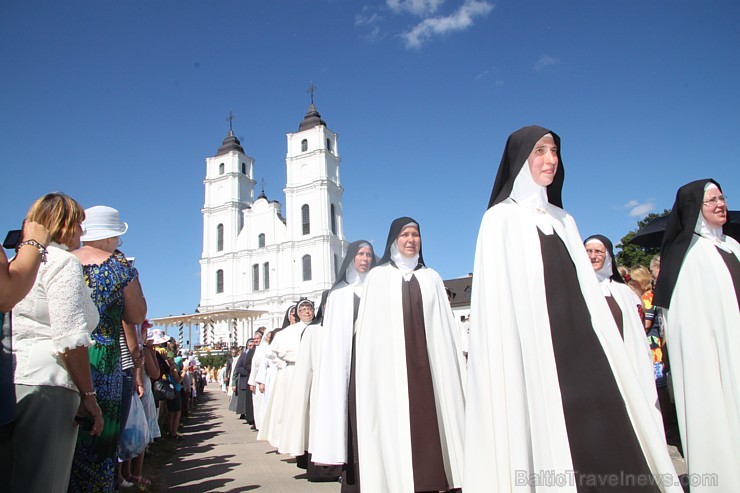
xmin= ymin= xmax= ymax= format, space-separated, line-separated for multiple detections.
xmin=69 ymin=251 xmax=138 ymax=493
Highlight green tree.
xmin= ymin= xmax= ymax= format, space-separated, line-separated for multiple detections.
xmin=197 ymin=353 xmax=229 ymax=370
xmin=615 ymin=209 xmax=671 ymax=268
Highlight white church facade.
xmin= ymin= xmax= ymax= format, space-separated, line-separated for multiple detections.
xmin=198 ymin=103 xmax=348 ymax=346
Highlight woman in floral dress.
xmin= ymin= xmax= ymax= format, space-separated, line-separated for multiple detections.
xmin=68 ymin=206 xmax=147 ymax=492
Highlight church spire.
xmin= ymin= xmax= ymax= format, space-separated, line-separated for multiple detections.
xmin=216 ymin=111 xmax=245 ymax=156
xmin=298 ymin=83 xmax=327 ymax=131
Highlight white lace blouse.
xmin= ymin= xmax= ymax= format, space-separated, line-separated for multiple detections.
xmin=11 ymin=243 xmax=99 ymax=390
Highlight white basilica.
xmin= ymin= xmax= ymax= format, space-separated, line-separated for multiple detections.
xmin=198 ymin=103 xmax=348 ymax=346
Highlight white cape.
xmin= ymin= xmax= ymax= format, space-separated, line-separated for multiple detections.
xmin=662 ymin=234 xmax=740 ymax=491
xmin=464 ymin=199 xmax=681 ymax=493
xmin=257 ymin=321 xmax=305 ymax=447
xmin=607 ymin=280 xmax=663 ymax=430
xmin=355 ymin=263 xmax=466 ymax=493
xmin=311 ymin=282 xmax=358 ymax=465
xmin=248 ymin=339 xmax=270 ymax=430
xmin=254 ymin=352 xmax=277 ymax=431
xmin=278 ymin=323 xmax=324 ymax=456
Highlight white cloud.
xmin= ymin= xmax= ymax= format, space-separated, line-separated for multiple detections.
xmin=387 ymin=0 xmax=446 ymax=16
xmin=623 ymin=199 xmax=655 ymax=217
xmin=400 ymin=0 xmax=493 ymax=49
xmin=533 ymin=55 xmax=560 ymax=72
xmin=356 ymin=6 xmax=383 ymax=26
xmin=356 ymin=6 xmax=385 ymax=42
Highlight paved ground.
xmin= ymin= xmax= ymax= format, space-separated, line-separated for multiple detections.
xmin=159 ymin=389 xmax=340 ymax=492
xmin=160 ymin=387 xmax=688 ymax=492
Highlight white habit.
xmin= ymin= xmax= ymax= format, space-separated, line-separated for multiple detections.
xmin=464 ymin=199 xmax=681 ymax=493
xmin=355 ymin=263 xmax=466 ymax=493
xmin=662 ymin=234 xmax=740 ymax=490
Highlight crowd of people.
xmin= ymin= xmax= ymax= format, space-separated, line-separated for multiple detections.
xmin=0 ymin=194 xmax=213 ymax=492
xmin=1 ymin=126 xmax=738 ymax=493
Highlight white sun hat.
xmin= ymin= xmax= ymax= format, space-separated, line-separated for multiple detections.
xmin=81 ymin=205 xmax=128 ymax=241
xmin=147 ymin=328 xmax=170 ymax=345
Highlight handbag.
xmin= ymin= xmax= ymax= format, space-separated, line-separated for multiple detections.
xmin=152 ymin=378 xmax=176 ymax=401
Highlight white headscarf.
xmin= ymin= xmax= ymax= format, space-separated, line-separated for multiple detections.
xmin=510 ymin=138 xmax=554 ymax=234
xmin=345 ymin=263 xmax=368 ymax=295
xmin=696 ymin=183 xmax=726 ymax=248
xmin=390 ymin=223 xmax=420 ymax=278
xmin=585 ymin=238 xmax=613 ymax=295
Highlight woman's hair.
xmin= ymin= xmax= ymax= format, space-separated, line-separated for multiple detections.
xmin=629 ymin=265 xmax=652 ymax=293
xmin=26 ymin=192 xmax=85 ymax=246
xmin=617 ymin=265 xmax=630 ymax=280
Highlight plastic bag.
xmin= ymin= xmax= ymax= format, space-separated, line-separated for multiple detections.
xmin=119 ymin=394 xmax=150 ymax=461
xmin=141 ymin=378 xmax=161 ymax=440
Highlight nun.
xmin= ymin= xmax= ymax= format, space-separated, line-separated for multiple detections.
xmin=354 ymin=218 xmax=465 ymax=493
xmin=306 ymin=241 xmax=377 ymax=484
xmin=257 ymin=299 xmax=315 ymax=448
xmin=253 ymin=330 xmax=276 ymax=430
xmin=464 ymin=126 xmax=681 ymax=492
xmin=653 ymin=179 xmax=740 ymax=491
xmin=311 ymin=241 xmax=376 ymax=463
xmin=584 ymin=234 xmax=662 ymax=427
xmin=276 ymin=297 xmax=322 ymax=460
xmin=247 ymin=331 xmax=269 ymax=431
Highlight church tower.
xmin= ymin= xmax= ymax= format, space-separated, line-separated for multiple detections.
xmin=200 ymin=118 xmax=255 ymax=306
xmin=282 ymin=101 xmax=346 ymax=290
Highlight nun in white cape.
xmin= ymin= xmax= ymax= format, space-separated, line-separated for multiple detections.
xmin=654 ymin=179 xmax=740 ymax=491
xmin=278 ymin=299 xmax=321 ymax=457
xmin=248 ymin=331 xmax=270 ymax=430
xmin=464 ymin=125 xmax=681 ymax=493
xmin=355 ymin=217 xmax=466 ymax=493
xmin=310 ymin=240 xmax=377 ymax=466
xmin=257 ymin=300 xmax=314 ymax=448
xmin=584 ymin=234 xmax=662 ymax=427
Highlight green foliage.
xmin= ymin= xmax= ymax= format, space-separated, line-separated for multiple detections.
xmin=196 ymin=352 xmax=229 ymax=370
xmin=615 ymin=209 xmax=671 ymax=268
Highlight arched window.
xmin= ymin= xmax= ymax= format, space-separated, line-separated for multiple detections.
xmin=330 ymin=204 xmax=337 ymax=235
xmin=301 ymin=204 xmax=310 ymax=235
xmin=218 ymin=163 xmax=225 ymax=175
xmin=241 ymin=162 xmax=247 ymax=174
xmin=252 ymin=264 xmax=259 ymax=291
xmin=302 ymin=255 xmax=312 ymax=281
xmin=326 ymin=138 xmax=332 ymax=152
xmin=258 ymin=233 xmax=265 ymax=248
xmin=216 ymin=269 xmax=224 ymax=293
xmin=216 ymin=224 xmax=224 ymax=252
xmin=263 ymin=262 xmax=270 ymax=290
xmin=301 ymin=139 xmax=308 ymax=152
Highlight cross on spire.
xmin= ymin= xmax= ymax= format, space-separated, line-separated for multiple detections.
xmin=306 ymin=83 xmax=317 ymax=105
xmin=227 ymin=110 xmax=236 ymax=131
xmin=261 ymin=178 xmax=265 ymax=195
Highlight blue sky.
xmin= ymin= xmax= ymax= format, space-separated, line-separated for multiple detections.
xmin=2 ymin=0 xmax=738 ymax=329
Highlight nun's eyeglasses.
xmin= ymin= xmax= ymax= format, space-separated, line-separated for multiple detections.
xmin=703 ymin=195 xmax=727 ymax=207
xmin=585 ymin=249 xmax=606 ymax=257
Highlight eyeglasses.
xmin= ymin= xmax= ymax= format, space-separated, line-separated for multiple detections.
xmin=585 ymin=249 xmax=606 ymax=257
xmin=703 ymin=195 xmax=727 ymax=207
